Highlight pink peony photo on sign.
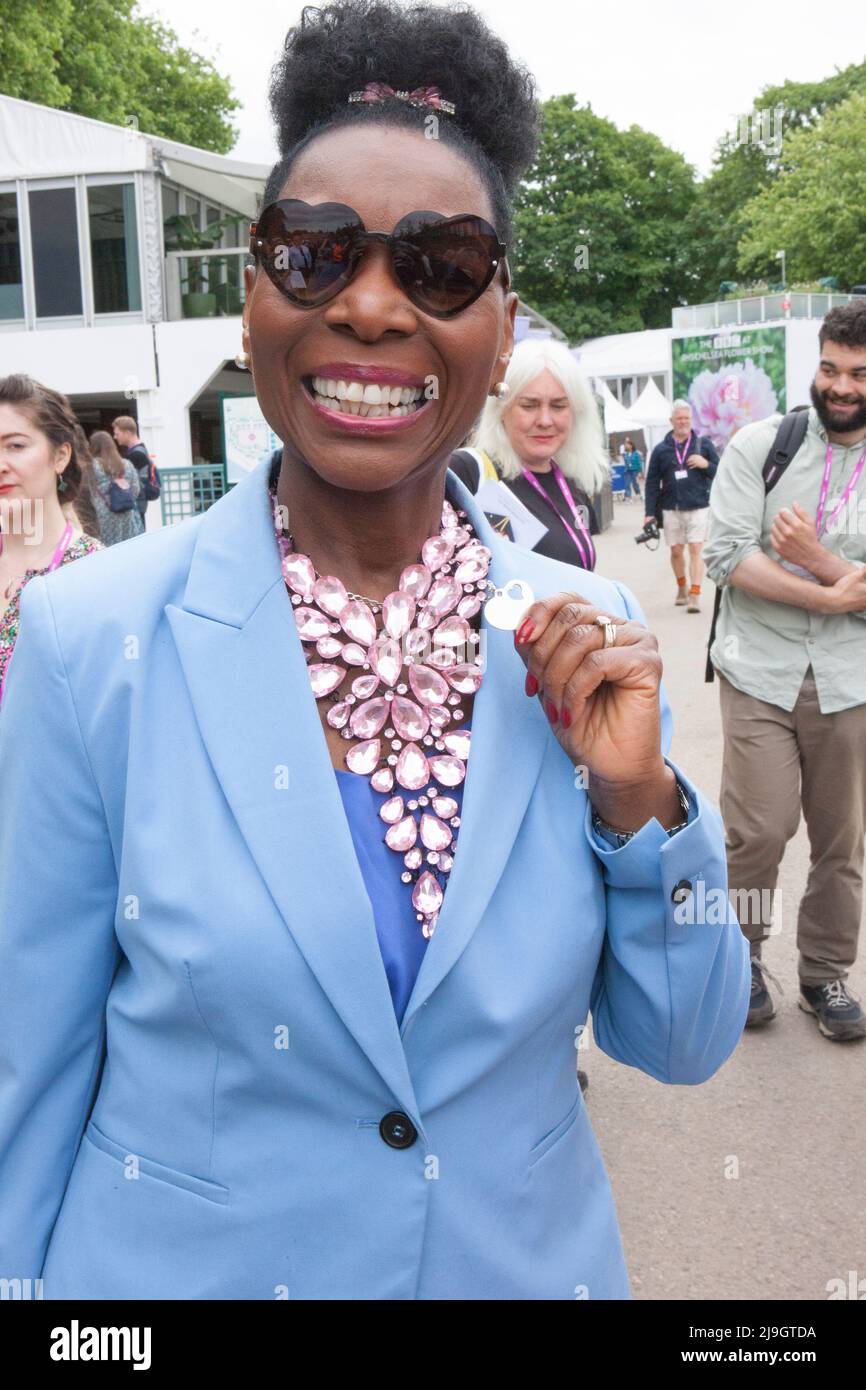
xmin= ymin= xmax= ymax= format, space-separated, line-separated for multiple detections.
xmin=687 ymin=359 xmax=779 ymax=453
xmin=672 ymin=326 xmax=787 ymax=452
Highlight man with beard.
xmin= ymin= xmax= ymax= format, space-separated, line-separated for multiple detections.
xmin=704 ymin=302 xmax=866 ymax=1040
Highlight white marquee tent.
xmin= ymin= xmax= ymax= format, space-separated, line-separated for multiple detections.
xmin=595 ymin=379 xmax=640 ymax=435
xmin=628 ymin=377 xmax=674 ymax=452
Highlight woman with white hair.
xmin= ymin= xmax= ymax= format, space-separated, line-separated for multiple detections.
xmin=450 ymin=338 xmax=609 ymax=570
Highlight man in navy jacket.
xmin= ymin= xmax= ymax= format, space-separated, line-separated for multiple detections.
xmin=644 ymin=400 xmax=720 ymax=611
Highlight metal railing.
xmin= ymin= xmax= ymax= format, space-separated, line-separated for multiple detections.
xmin=164 ymin=248 xmax=250 ymax=321
xmin=672 ymin=292 xmax=855 ymax=330
xmin=159 ymin=464 xmax=229 ymax=525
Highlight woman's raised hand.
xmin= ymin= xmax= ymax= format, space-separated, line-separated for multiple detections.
xmin=513 ymin=592 xmax=680 ymax=831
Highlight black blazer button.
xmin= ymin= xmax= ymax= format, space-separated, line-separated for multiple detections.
xmin=671 ymin=879 xmax=693 ymax=905
xmin=380 ymin=1111 xmax=418 ymax=1149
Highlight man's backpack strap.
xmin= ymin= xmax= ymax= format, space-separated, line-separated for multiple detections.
xmin=761 ymin=406 xmax=810 ymax=493
xmin=705 ymin=407 xmax=810 ymax=683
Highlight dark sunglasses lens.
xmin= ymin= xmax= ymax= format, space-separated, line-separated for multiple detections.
xmin=256 ymin=201 xmax=361 ymax=304
xmin=397 ymin=216 xmax=501 ymax=315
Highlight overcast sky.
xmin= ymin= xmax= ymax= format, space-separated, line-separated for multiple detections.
xmin=138 ymin=0 xmax=863 ymax=175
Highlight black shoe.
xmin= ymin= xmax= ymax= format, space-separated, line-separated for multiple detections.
xmin=799 ymin=980 xmax=866 ymax=1041
xmin=746 ymin=957 xmax=778 ymax=1026
xmin=578 ymin=1069 xmax=589 ymax=1095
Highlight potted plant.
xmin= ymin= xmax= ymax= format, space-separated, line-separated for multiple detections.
xmin=165 ymin=213 xmax=246 ymax=318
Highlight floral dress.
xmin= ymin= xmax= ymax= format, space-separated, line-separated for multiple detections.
xmin=0 ymin=533 xmax=103 ymax=706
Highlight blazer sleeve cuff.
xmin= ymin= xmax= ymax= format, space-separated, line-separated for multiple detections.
xmin=585 ymin=758 xmax=709 ymax=886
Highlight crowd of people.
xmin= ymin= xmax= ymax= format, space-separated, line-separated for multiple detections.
xmin=0 ymin=0 xmax=863 ymax=1306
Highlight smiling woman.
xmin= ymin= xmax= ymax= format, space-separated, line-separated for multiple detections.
xmin=0 ymin=0 xmax=750 ymax=1302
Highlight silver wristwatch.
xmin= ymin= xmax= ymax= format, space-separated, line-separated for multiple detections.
xmin=591 ymin=779 xmax=691 ymax=848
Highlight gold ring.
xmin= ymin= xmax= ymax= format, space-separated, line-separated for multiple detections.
xmin=594 ymin=614 xmax=618 ymax=649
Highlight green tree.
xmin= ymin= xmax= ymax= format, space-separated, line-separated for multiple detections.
xmin=737 ymin=92 xmax=866 ymax=288
xmin=760 ymin=59 xmax=866 ymax=137
xmin=0 ymin=0 xmax=73 ymax=108
xmin=513 ymin=95 xmax=697 ymax=341
xmin=0 ymin=0 xmax=239 ymax=153
xmin=685 ymin=58 xmax=866 ymax=299
xmin=680 ymin=139 xmax=771 ymax=300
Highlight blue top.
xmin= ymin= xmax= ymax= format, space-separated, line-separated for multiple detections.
xmin=335 ymin=742 xmax=692 ymax=1023
xmin=335 ymin=765 xmax=466 ymax=1024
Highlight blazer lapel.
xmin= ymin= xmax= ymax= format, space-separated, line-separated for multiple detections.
xmin=399 ymin=474 xmax=550 ymax=1033
xmin=165 ymin=458 xmax=419 ymax=1120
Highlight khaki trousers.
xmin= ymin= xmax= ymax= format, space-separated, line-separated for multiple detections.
xmin=718 ymin=669 xmax=866 ymax=984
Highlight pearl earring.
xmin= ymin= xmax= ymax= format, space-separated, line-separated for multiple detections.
xmin=492 ymin=381 xmax=510 ymax=400
xmin=235 ymin=348 xmax=250 ymax=370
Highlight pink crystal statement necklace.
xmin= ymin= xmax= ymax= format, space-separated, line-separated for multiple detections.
xmin=271 ymin=487 xmax=490 ymax=938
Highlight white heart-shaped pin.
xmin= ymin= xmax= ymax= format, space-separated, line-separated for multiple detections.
xmin=483 ymin=580 xmax=535 ymax=631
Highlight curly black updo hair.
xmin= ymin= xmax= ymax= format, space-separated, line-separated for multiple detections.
xmin=264 ymin=0 xmax=540 ymax=249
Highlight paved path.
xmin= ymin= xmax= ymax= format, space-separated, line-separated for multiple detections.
xmin=583 ymin=497 xmax=866 ymax=1301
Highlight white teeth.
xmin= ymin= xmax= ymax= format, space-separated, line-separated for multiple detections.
xmin=311 ymin=376 xmax=424 ymax=403
xmin=309 ymin=375 xmax=426 ymax=418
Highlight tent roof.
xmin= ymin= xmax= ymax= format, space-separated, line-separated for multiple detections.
xmin=0 ymin=95 xmax=270 ymax=217
xmin=595 ymin=379 xmax=640 ymax=433
xmin=574 ymin=326 xmax=672 ymax=377
xmin=630 ymin=376 xmax=673 ymax=425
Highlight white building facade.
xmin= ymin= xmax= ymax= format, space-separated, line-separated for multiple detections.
xmin=0 ymin=95 xmax=270 ymax=526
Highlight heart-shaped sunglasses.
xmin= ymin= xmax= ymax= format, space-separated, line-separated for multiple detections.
xmin=249 ymin=200 xmax=510 ymax=319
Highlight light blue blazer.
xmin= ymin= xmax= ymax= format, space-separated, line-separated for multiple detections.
xmin=0 ymin=455 xmax=750 ymax=1300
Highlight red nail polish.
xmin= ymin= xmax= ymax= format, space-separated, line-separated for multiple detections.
xmin=525 ymin=672 xmax=538 ymax=697
xmin=560 ymin=706 xmax=572 ymax=729
xmin=515 ymin=618 xmax=535 ymax=644
xmin=546 ymin=700 xmax=558 ymax=725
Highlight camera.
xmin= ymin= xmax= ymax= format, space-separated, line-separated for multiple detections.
xmin=635 ymin=519 xmax=659 ymax=546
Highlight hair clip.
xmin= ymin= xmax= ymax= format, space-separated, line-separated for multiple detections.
xmin=347 ymin=82 xmax=456 ymax=115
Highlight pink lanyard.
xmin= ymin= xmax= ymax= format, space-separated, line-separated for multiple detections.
xmin=521 ymin=461 xmax=595 ymax=569
xmin=0 ymin=521 xmax=73 ymax=582
xmin=815 ymin=443 xmax=866 ymax=537
xmin=672 ymin=432 xmax=692 ymax=468
xmin=48 ymin=522 xmax=74 ymax=571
